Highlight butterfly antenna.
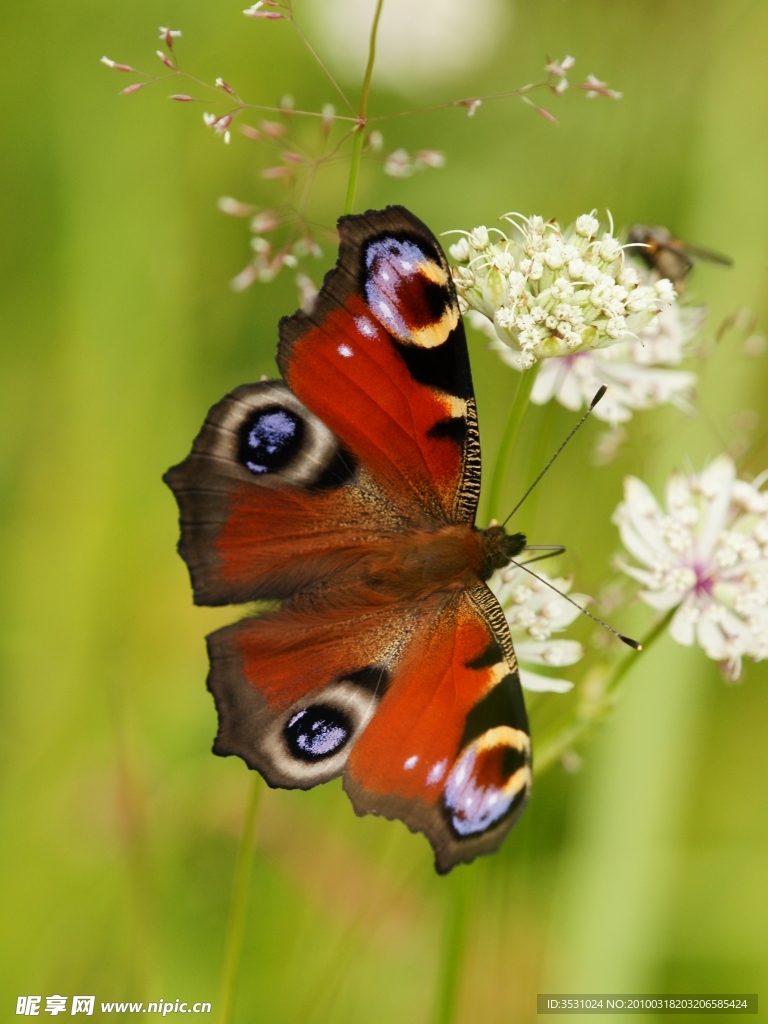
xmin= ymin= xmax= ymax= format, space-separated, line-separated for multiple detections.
xmin=518 ymin=544 xmax=566 ymax=566
xmin=512 ymin=561 xmax=643 ymax=647
xmin=501 ymin=385 xmax=607 ymax=528
xmin=507 ymin=557 xmax=641 ymax=650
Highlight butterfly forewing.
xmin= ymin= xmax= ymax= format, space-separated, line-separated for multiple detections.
xmin=278 ymin=207 xmax=481 ymax=526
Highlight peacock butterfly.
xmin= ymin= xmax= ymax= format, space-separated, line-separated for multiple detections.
xmin=165 ymin=206 xmax=532 ymax=872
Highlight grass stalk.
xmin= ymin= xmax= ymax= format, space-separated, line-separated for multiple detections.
xmin=343 ymin=0 xmax=385 ymax=215
xmin=485 ymin=369 xmax=536 ymax=525
xmin=432 ymin=868 xmax=473 ymax=1024
xmin=217 ymin=773 xmax=264 ymax=1024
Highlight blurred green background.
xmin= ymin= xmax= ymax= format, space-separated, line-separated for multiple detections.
xmin=2 ymin=0 xmax=767 ymax=1020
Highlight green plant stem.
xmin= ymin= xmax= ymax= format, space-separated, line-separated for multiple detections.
xmin=217 ymin=773 xmax=263 ymax=1024
xmin=432 ymin=868 xmax=473 ymax=1024
xmin=486 ymin=369 xmax=536 ymax=524
xmin=533 ymin=608 xmax=676 ymax=776
xmin=343 ymin=0 xmax=385 ymax=215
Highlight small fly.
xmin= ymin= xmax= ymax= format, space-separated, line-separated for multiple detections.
xmin=627 ymin=224 xmax=732 ymax=291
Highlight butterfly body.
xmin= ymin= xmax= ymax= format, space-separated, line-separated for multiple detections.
xmin=166 ymin=206 xmax=532 ymax=871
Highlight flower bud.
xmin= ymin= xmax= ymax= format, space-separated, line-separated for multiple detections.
xmin=544 ymin=244 xmax=565 ymax=270
xmin=575 ymin=213 xmax=599 ymax=238
xmin=218 ymin=197 xmax=254 ymax=217
xmin=250 ymin=210 xmax=280 ymax=232
xmin=482 ymin=268 xmax=509 ymax=311
xmin=415 ymin=150 xmax=446 ymax=169
xmin=321 ymin=103 xmax=335 ymax=135
xmin=260 ymin=120 xmax=285 ymax=138
xmin=448 ymin=238 xmax=471 ymax=262
xmin=598 ymin=235 xmax=622 ymax=262
xmin=568 ymin=257 xmax=585 ymax=280
xmin=384 ymin=149 xmax=412 ymax=178
xmin=468 ymin=226 xmax=489 ymax=250
xmin=101 ymin=56 xmax=135 ymax=72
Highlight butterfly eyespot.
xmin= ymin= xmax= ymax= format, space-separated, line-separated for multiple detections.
xmin=363 ymin=235 xmax=459 ymax=349
xmin=206 ymin=380 xmax=355 ymax=491
xmin=243 ymin=678 xmax=383 ymax=788
xmin=284 ymin=704 xmax=352 ymax=762
xmin=443 ymin=727 xmax=531 ymax=838
xmin=238 ymin=405 xmax=304 ymax=475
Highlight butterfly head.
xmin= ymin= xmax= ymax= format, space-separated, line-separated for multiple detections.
xmin=479 ymin=525 xmax=527 ymax=580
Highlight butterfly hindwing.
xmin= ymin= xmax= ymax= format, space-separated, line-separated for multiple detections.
xmin=206 ymin=583 xmax=530 ymax=871
xmin=346 ymin=585 xmax=531 ymax=872
xmin=206 ymin=598 xmax=418 ymax=789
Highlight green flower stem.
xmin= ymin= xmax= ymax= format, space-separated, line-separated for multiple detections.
xmin=343 ymin=0 xmax=385 ymax=215
xmin=533 ymin=608 xmax=676 ymax=777
xmin=486 ymin=369 xmax=536 ymax=525
xmin=432 ymin=868 xmax=473 ymax=1024
xmin=217 ymin=773 xmax=264 ymax=1024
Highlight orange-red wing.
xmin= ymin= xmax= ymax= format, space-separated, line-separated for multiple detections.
xmin=278 ymin=206 xmax=481 ymax=526
xmin=207 ymin=575 xmax=530 ymax=873
xmin=205 ymin=595 xmax=427 ymax=791
xmin=345 ymin=585 xmax=531 ymax=873
xmin=164 ymin=381 xmax=404 ymax=605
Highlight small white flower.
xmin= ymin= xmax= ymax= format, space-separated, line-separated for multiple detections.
xmin=449 ymin=237 xmax=471 ymax=262
xmin=469 ymin=225 xmax=490 ymax=250
xmin=614 ymin=455 xmax=768 ymax=680
xmin=414 ymin=149 xmax=446 ymax=169
xmin=544 ymin=243 xmax=565 ymax=270
xmin=546 ymin=54 xmax=576 ymax=77
xmin=575 ymin=213 xmax=599 ymax=238
xmin=655 ymin=278 xmax=676 ymax=302
xmin=384 ymin=148 xmax=413 ymax=177
xmin=598 ymin=234 xmax=622 ymax=262
xmin=583 ymin=74 xmax=622 ymax=100
xmin=489 ymin=567 xmax=588 ymax=692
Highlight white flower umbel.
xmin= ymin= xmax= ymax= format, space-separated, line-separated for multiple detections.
xmin=529 ymin=301 xmax=704 ymax=425
xmin=614 ymin=455 xmax=768 ymax=681
xmin=450 ymin=213 xmax=675 ymax=369
xmin=489 ymin=567 xmax=588 ymax=692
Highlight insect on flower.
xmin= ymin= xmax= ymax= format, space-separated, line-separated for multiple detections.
xmin=627 ymin=224 xmax=732 ymax=291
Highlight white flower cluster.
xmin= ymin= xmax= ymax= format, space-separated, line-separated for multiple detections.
xmin=490 ymin=567 xmax=588 ymax=692
xmin=450 ymin=213 xmax=675 ymax=369
xmin=528 ymin=301 xmax=705 ymax=425
xmin=615 ymin=455 xmax=768 ymax=681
